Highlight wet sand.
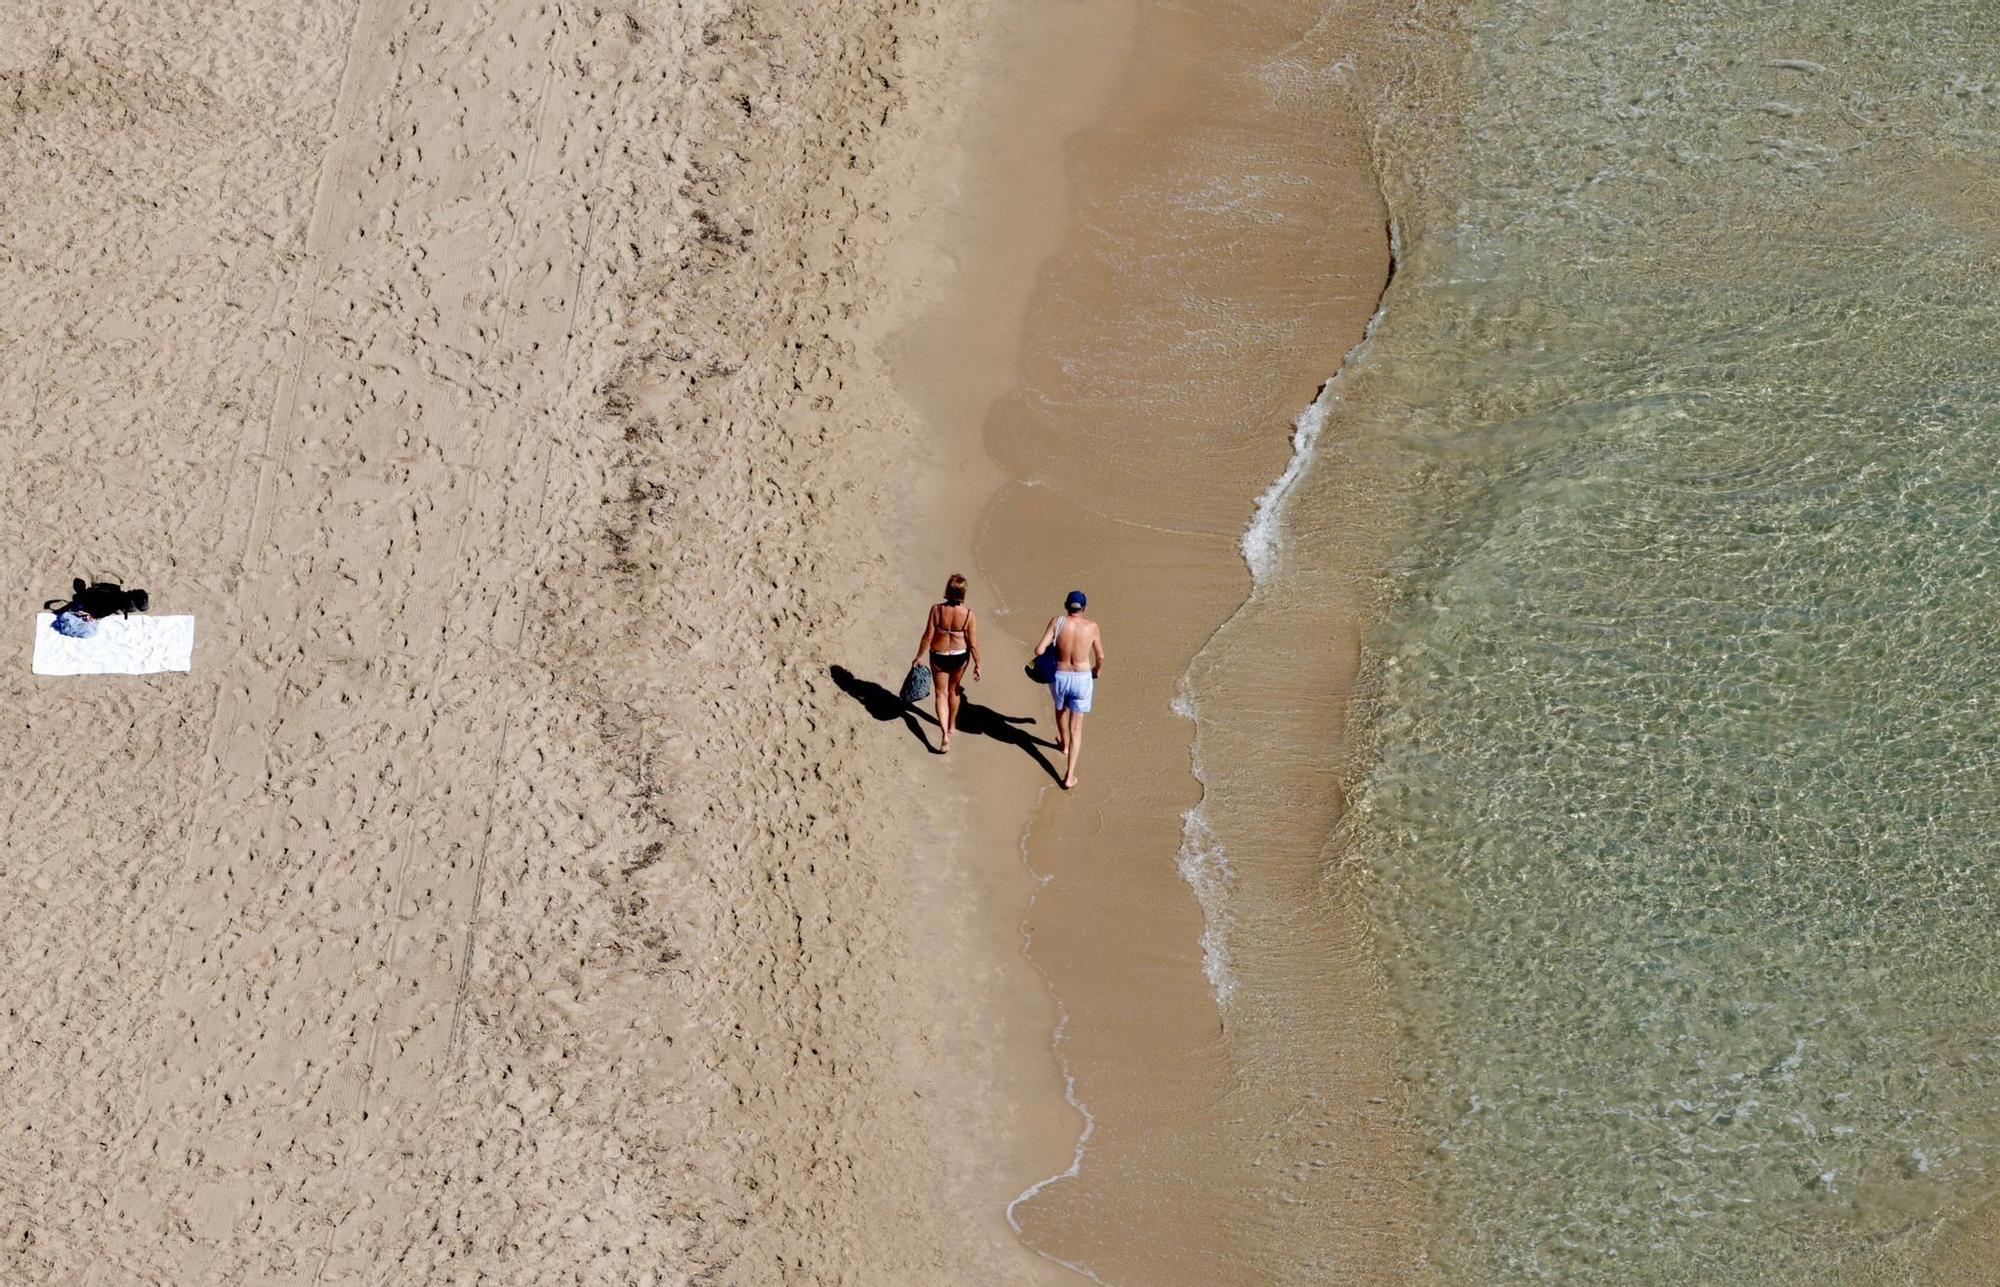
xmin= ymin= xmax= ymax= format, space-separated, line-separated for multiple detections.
xmin=871 ymin=0 xmax=1146 ymax=1272
xmin=898 ymin=0 xmax=1442 ymax=1279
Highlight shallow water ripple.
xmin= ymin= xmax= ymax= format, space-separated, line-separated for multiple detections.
xmin=1357 ymin=0 xmax=2000 ymax=1278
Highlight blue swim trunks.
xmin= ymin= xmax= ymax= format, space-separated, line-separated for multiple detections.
xmin=1051 ymin=670 xmax=1094 ymax=713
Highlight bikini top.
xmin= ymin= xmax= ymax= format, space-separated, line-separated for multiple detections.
xmin=934 ymin=603 xmax=970 ymax=644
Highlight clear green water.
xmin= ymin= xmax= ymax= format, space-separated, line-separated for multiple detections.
xmin=1351 ymin=0 xmax=2000 ymax=1278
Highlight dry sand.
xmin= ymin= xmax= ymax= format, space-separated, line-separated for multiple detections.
xmin=1 ymin=0 xmax=1075 ymax=1280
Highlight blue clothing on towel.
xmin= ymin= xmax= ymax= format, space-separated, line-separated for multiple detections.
xmin=50 ymin=610 xmax=98 ymax=639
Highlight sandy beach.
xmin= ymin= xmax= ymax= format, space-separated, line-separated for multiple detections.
xmin=0 ymin=0 xmax=1088 ymax=1278
xmin=4 ymin=0 xmax=1434 ymax=1279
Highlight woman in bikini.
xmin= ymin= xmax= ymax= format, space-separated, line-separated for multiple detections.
xmin=912 ymin=573 xmax=982 ymax=752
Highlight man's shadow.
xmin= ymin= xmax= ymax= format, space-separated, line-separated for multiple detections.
xmin=829 ymin=665 xmax=1063 ymax=783
xmin=956 ymin=696 xmax=1065 ymax=784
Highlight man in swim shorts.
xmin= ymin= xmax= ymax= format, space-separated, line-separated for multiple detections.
xmin=1033 ymin=590 xmax=1104 ymax=790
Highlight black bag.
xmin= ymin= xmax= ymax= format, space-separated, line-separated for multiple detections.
xmin=45 ymin=577 xmax=148 ymax=618
xmin=899 ymin=663 xmax=933 ymax=704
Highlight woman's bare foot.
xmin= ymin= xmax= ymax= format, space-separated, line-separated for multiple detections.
xmin=1062 ymin=774 xmax=1078 ymax=790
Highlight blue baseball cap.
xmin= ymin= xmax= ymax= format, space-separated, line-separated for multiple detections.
xmin=1065 ymin=589 xmax=1087 ymax=610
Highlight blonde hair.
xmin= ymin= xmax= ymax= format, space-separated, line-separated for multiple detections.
xmin=943 ymin=573 xmax=968 ymax=605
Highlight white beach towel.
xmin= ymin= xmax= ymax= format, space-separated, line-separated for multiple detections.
xmin=32 ymin=613 xmax=195 ymax=676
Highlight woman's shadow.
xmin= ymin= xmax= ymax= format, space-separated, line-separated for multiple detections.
xmin=829 ymin=665 xmax=1063 ymax=783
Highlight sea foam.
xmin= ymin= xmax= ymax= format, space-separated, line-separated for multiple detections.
xmin=1241 ymin=220 xmax=1400 ymax=586
xmin=1174 ymin=221 xmax=1401 ymax=1012
xmin=1004 ymin=1010 xmax=1106 ymax=1285
xmin=1171 ymin=685 xmax=1238 ymax=1009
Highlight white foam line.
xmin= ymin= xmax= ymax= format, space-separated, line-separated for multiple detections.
xmin=1169 ymin=217 xmax=1402 ymax=1013
xmin=1004 ymin=1010 xmax=1106 ymax=1284
xmin=1004 ymin=807 xmax=1111 ymax=1285
xmin=1172 ymin=683 xmax=1238 ymax=1010
xmin=1241 ymin=217 xmax=1402 ymax=586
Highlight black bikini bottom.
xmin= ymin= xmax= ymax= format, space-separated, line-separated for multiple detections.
xmin=929 ymin=651 xmax=969 ymax=675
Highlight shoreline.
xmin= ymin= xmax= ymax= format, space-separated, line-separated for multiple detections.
xmin=933 ymin=0 xmax=1444 ymax=1278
